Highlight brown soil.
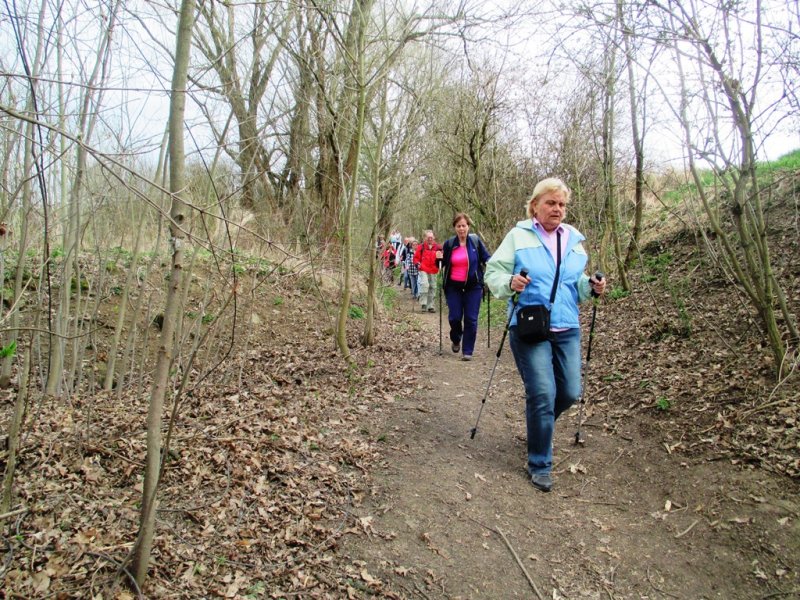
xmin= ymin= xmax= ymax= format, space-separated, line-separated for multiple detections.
xmin=339 ymin=294 xmax=800 ymax=599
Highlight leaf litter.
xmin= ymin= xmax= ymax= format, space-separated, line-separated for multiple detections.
xmin=2 ymin=194 xmax=800 ymax=598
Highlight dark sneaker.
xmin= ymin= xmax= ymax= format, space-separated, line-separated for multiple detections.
xmin=452 ymin=341 xmax=460 ymax=353
xmin=531 ymin=473 xmax=552 ymax=492
xmin=461 ymin=355 xmax=472 ymax=361
xmin=427 ymin=307 xmax=435 ymax=313
xmin=421 ymin=304 xmax=427 ymax=311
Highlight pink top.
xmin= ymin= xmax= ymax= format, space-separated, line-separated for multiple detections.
xmin=449 ymin=245 xmax=469 ymax=282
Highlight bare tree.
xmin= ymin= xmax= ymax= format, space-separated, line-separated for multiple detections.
xmin=45 ymin=0 xmax=121 ymax=395
xmin=130 ymin=0 xmax=196 ymax=585
xmin=193 ymin=1 xmax=292 ymax=221
xmin=653 ymin=0 xmax=798 ymax=374
xmin=619 ymin=0 xmax=653 ymax=270
xmin=1 ymin=0 xmax=49 ymax=389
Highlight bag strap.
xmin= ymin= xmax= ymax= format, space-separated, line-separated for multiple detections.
xmin=548 ymin=231 xmax=561 ymax=305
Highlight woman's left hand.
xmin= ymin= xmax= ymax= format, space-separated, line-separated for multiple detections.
xmin=589 ymin=274 xmax=606 ymax=296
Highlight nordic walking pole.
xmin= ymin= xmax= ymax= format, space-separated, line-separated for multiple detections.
xmin=575 ymin=272 xmax=604 ymax=445
xmin=470 ymin=269 xmax=528 ymax=439
xmin=438 ymin=271 xmax=443 ymax=355
xmin=486 ymin=285 xmax=491 ymax=349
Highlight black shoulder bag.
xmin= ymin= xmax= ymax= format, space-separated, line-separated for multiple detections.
xmin=516 ymin=231 xmax=561 ymax=343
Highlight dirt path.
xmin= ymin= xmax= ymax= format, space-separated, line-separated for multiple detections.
xmin=340 ymin=296 xmax=800 ymax=599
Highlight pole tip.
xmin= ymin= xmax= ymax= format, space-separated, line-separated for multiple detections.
xmin=470 ymin=428 xmax=477 ymax=439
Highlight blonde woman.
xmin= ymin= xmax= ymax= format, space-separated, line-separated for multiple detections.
xmin=485 ymin=178 xmax=606 ymax=492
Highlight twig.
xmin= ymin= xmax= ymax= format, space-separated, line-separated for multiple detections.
xmin=465 ymin=517 xmax=546 ymax=598
xmin=84 ymin=444 xmax=144 ymax=467
xmin=0 ymin=536 xmax=14 ymax=578
xmin=495 ymin=526 xmax=545 ymax=600
xmin=674 ymin=519 xmax=699 ymax=539
xmin=86 ymin=551 xmax=145 ymax=600
xmin=0 ymin=507 xmax=28 ymax=521
xmin=739 ymin=355 xmax=799 ymax=419
xmin=759 ymin=590 xmax=800 ymax=599
xmin=573 ymin=498 xmax=622 ymax=506
xmin=413 ymin=582 xmax=432 ymax=600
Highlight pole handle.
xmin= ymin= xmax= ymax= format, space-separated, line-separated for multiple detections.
xmin=590 ymin=271 xmax=604 ymax=298
xmin=514 ymin=268 xmax=529 ymax=301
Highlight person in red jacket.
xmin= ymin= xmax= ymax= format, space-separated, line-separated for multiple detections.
xmin=381 ymin=243 xmax=397 ymax=283
xmin=413 ymin=230 xmax=442 ymax=312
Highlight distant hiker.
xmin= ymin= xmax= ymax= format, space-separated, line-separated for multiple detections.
xmin=441 ymin=213 xmax=491 ymax=361
xmin=376 ymin=235 xmax=385 ymax=260
xmin=406 ymin=239 xmax=420 ymax=299
xmin=382 ymin=242 xmax=397 ymax=283
xmin=397 ymin=237 xmax=412 ymax=288
xmin=414 ymin=230 xmax=442 ymax=312
xmin=485 ymin=177 xmax=606 ymax=493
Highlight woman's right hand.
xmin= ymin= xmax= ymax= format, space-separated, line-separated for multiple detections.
xmin=510 ymin=272 xmax=530 ymax=293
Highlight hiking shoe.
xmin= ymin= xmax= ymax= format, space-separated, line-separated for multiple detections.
xmin=427 ymin=307 xmax=435 ymax=313
xmin=452 ymin=341 xmax=460 ymax=353
xmin=461 ymin=355 xmax=472 ymax=361
xmin=531 ymin=473 xmax=552 ymax=492
xmin=421 ymin=304 xmax=427 ymax=311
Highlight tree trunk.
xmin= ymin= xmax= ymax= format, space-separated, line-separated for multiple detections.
xmin=361 ymin=78 xmax=389 ymax=347
xmin=620 ymin=0 xmax=645 ymax=272
xmin=130 ymin=0 xmax=195 ymax=586
xmin=45 ymin=0 xmax=119 ymax=395
xmin=1 ymin=338 xmax=30 ymax=513
xmin=599 ymin=33 xmax=629 ymax=290
xmin=666 ymin=1 xmax=792 ymax=374
xmin=335 ymin=0 xmax=374 ymax=360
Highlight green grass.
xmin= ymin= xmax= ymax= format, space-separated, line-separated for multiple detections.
xmin=479 ymin=291 xmax=509 ymax=329
xmin=0 ymin=341 xmax=17 ymax=358
xmin=608 ymin=286 xmax=630 ymax=300
xmin=379 ymin=284 xmax=398 ymax=309
xmin=660 ymin=148 xmax=799 ymax=205
xmin=761 ymin=148 xmax=800 ymax=171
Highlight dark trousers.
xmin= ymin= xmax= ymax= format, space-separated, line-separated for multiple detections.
xmin=445 ymin=284 xmax=482 ymax=356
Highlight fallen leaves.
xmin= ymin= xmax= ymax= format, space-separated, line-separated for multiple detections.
xmin=0 ymin=288 xmax=422 ymax=598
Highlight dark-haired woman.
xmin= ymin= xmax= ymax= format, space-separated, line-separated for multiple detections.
xmin=441 ymin=213 xmax=491 ymax=361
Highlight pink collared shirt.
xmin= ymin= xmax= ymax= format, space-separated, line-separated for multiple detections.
xmin=533 ymin=219 xmax=569 ymax=264
xmin=533 ymin=219 xmax=570 ymax=331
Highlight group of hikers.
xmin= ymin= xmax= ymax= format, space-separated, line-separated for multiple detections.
xmin=377 ymin=229 xmax=443 ymax=313
xmin=376 ymin=177 xmax=608 ymax=493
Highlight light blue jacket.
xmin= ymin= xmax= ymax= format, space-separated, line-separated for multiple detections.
xmin=485 ymin=219 xmax=592 ymax=329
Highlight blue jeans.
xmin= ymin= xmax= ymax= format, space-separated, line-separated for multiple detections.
xmin=445 ymin=284 xmax=482 ymax=356
xmin=409 ymin=273 xmax=419 ymax=298
xmin=508 ymin=327 xmax=582 ymax=476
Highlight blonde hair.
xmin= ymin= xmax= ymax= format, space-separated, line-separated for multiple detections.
xmin=527 ymin=177 xmax=571 ymax=219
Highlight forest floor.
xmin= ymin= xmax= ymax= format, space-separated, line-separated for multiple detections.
xmin=2 ymin=196 xmax=800 ymax=598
